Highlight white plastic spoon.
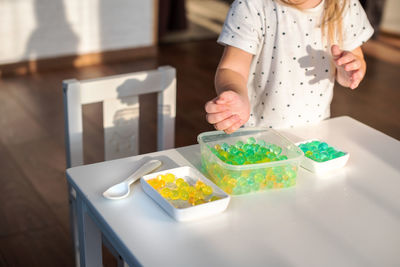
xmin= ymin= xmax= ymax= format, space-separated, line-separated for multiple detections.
xmin=103 ymin=159 xmax=162 ymax=200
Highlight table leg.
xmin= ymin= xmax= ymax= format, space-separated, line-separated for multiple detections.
xmin=76 ymin=193 xmax=103 ymax=267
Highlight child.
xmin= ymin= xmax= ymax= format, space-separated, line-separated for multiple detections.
xmin=205 ymin=0 xmax=374 ymax=133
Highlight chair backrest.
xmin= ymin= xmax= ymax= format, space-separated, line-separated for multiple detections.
xmin=63 ymin=66 xmax=176 ymax=168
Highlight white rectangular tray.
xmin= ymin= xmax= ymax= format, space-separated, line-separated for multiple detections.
xmin=296 ymin=139 xmax=350 ymax=174
xmin=141 ymin=166 xmax=230 ymax=222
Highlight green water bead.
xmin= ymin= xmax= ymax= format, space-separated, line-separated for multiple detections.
xmin=221 ymin=142 xmax=230 ymax=151
xmin=235 ymin=140 xmax=244 ymax=148
xmin=247 ymin=137 xmax=256 ymax=144
xmin=238 ymin=177 xmax=247 ymax=187
xmin=247 ymin=177 xmax=255 ymax=186
xmin=212 ymin=137 xmax=288 ymax=165
xmin=318 ymin=142 xmax=329 ymax=150
xmin=235 ymin=156 xmax=246 ymax=165
xmin=228 ymin=146 xmax=240 ymax=155
xmin=278 ymin=155 xmax=288 ymax=160
xmin=271 ymin=145 xmax=282 ymax=156
xmin=258 ymin=140 xmax=266 ymax=147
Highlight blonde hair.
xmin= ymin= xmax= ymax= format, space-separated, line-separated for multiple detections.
xmin=279 ymin=0 xmax=347 ymax=45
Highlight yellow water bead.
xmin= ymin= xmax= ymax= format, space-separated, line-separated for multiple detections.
xmin=195 ymin=180 xmax=206 ymax=190
xmin=266 ymin=175 xmax=276 ymax=182
xmin=165 ymin=182 xmax=177 ymax=189
xmin=220 ymin=151 xmax=229 ymax=158
xmin=224 ymin=186 xmax=233 ymax=194
xmin=178 ymin=181 xmax=189 ymax=189
xmin=201 ymin=185 xmax=213 ymax=195
xmin=164 ymin=173 xmax=176 ymax=183
xmin=209 ymin=196 xmax=221 ymax=202
xmin=305 ymin=151 xmax=313 ymax=157
xmin=160 ymin=187 xmax=171 ymax=198
xmin=175 ymin=178 xmax=185 ymax=187
xmin=188 ymin=196 xmax=196 ymax=205
xmin=194 ymin=199 xmax=207 ymax=206
xmin=158 ymin=180 xmax=166 ymax=188
xmin=194 ymin=191 xmax=204 ymax=201
xmin=227 ymin=178 xmax=237 ymax=188
xmin=259 ymin=182 xmax=267 ymax=189
xmin=179 ymin=190 xmax=189 ymax=200
xmin=187 ymin=186 xmax=196 ymax=196
xmin=170 ymin=190 xmax=180 ymax=200
xmin=156 ymin=174 xmax=165 ymax=181
xmin=147 ymin=178 xmax=158 ymax=188
xmin=222 ymin=175 xmax=230 ymax=183
xmin=147 ymin=178 xmax=164 ymax=190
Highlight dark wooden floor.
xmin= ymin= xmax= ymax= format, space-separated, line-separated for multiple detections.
xmin=0 ymin=39 xmax=399 ymax=266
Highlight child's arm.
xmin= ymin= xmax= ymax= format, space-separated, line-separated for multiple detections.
xmin=331 ymin=45 xmax=367 ymax=89
xmin=205 ymin=46 xmax=253 ymax=134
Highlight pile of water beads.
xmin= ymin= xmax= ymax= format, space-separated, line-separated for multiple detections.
xmin=202 ymin=137 xmax=298 ymax=195
xmin=147 ymin=173 xmax=221 ymax=207
xmin=298 ymin=140 xmax=346 ymax=162
xmin=210 ymin=137 xmax=288 ymax=165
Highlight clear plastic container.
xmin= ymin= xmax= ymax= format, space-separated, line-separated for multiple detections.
xmin=197 ymin=127 xmax=303 ymax=195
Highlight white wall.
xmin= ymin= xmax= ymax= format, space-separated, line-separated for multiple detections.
xmin=0 ymin=0 xmax=155 ymax=65
xmin=381 ymin=0 xmax=400 ymax=34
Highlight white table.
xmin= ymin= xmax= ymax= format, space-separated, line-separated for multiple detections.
xmin=66 ymin=116 xmax=400 ymax=267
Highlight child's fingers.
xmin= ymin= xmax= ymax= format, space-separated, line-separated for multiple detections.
xmin=331 ymin=45 xmax=343 ymax=60
xmin=224 ymin=119 xmax=243 ymax=134
xmin=205 ymin=100 xmax=229 ymax=113
xmin=213 ymin=114 xmax=240 ymax=131
xmin=215 ymin=90 xmax=236 ymax=104
xmin=350 ymin=70 xmax=362 ymax=89
xmin=343 ymin=59 xmax=361 ymax=72
xmin=336 ymin=52 xmax=355 ymax=66
xmin=206 ymin=110 xmax=232 ymax=124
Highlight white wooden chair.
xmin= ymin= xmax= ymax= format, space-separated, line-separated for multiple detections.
xmin=63 ymin=66 xmax=176 ymax=266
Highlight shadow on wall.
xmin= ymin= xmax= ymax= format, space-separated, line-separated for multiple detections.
xmin=24 ymin=0 xmax=78 ymax=72
xmin=98 ymin=0 xmax=156 ymax=53
xmin=99 ymin=72 xmax=176 ymax=160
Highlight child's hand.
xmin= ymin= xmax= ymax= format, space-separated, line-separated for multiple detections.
xmin=205 ymin=90 xmax=250 ymax=134
xmin=331 ymin=45 xmax=366 ymax=89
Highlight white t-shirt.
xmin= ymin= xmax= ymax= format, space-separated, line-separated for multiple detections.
xmin=217 ymin=0 xmax=373 ymax=129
